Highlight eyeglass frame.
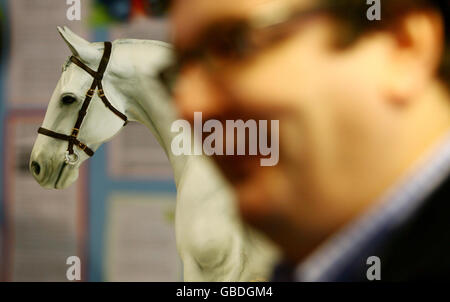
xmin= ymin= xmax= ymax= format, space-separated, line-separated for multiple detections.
xmin=171 ymin=2 xmax=349 ymax=75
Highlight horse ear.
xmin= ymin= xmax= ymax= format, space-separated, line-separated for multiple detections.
xmin=57 ymin=26 xmax=99 ymax=63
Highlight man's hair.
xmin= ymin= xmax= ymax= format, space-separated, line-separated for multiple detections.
xmin=324 ymin=0 xmax=449 ymax=86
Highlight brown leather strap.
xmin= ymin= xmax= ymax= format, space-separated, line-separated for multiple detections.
xmin=70 ymin=56 xmax=98 ymax=79
xmin=70 ymin=42 xmax=127 ymax=126
xmin=97 ymin=81 xmax=128 ymax=124
xmin=69 ymin=80 xmax=98 ymax=154
xmin=38 ymin=127 xmax=94 ymax=156
xmin=97 ymin=41 xmax=112 ymax=76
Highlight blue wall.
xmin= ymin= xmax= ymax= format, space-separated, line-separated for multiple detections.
xmin=0 ymin=0 xmax=9 ymax=230
xmin=0 ymin=2 xmax=9 ymax=276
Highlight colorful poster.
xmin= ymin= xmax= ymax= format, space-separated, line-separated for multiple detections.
xmin=105 ymin=193 xmax=181 ymax=281
xmin=3 ymin=114 xmax=87 ymax=281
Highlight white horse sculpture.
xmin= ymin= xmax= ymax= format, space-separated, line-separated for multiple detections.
xmin=29 ymin=27 xmax=279 ymax=281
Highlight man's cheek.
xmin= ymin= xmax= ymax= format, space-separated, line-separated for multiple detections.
xmin=223 ymin=60 xmax=298 ymax=109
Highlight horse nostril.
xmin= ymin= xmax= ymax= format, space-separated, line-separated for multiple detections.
xmin=31 ymin=161 xmax=41 ymax=176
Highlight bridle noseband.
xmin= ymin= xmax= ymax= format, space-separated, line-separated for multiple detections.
xmin=38 ymin=42 xmax=128 ymax=165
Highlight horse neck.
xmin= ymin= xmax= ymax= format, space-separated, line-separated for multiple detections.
xmin=134 ymin=97 xmax=191 ymax=189
xmin=111 ymin=41 xmax=190 ymax=188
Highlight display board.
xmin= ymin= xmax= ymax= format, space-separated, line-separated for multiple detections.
xmin=105 ymin=193 xmax=180 ymax=281
xmin=3 ymin=113 xmax=87 ymax=281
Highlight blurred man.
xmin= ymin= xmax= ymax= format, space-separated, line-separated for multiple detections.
xmin=170 ymin=0 xmax=450 ymax=281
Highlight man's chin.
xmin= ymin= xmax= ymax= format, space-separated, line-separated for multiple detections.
xmin=235 ymin=179 xmax=274 ymax=225
xmin=221 ymin=160 xmax=294 ymax=237
xmin=213 ymin=155 xmax=262 ymax=186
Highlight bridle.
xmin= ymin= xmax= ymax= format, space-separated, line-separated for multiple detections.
xmin=37 ymin=42 xmax=128 ymax=165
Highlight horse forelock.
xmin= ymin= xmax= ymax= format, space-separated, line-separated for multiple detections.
xmin=62 ymin=56 xmax=72 ymax=73
xmin=61 ymin=44 xmax=106 ymax=74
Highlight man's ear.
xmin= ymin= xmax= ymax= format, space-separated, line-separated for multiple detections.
xmin=384 ymin=10 xmax=444 ymax=105
xmin=57 ymin=26 xmax=100 ymax=64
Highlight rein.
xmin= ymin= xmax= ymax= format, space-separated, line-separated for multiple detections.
xmin=37 ymin=42 xmax=128 ymax=165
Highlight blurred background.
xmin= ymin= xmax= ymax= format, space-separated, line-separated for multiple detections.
xmin=0 ymin=0 xmax=181 ymax=281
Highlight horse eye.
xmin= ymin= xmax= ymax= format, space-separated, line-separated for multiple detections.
xmin=61 ymin=95 xmax=76 ymax=105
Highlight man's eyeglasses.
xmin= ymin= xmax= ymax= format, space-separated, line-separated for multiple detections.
xmin=160 ymin=1 xmax=352 ymax=91
xmin=160 ymin=2 xmax=345 ymax=93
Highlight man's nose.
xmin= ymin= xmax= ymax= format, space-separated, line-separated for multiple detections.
xmin=174 ymin=65 xmax=229 ymax=121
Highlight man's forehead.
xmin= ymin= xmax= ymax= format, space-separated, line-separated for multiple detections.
xmin=171 ymin=0 xmax=314 ymax=47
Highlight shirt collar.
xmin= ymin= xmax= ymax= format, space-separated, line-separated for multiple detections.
xmin=294 ymin=131 xmax=450 ymax=282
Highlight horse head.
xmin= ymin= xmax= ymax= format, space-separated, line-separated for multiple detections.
xmin=29 ymin=27 xmax=127 ymax=189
